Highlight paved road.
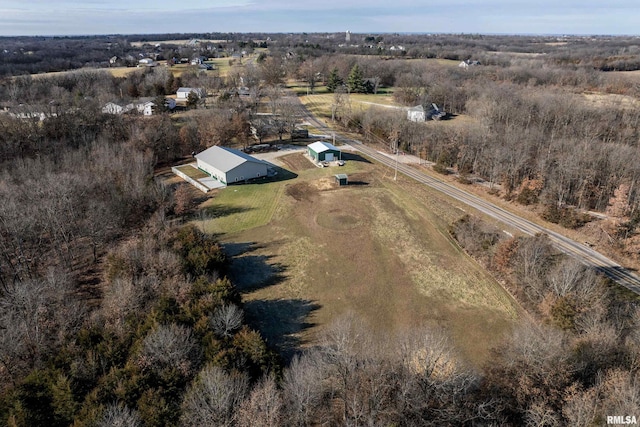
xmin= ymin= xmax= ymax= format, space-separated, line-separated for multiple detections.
xmin=299 ymin=101 xmax=640 ymax=295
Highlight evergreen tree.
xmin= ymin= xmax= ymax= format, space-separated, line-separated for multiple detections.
xmin=326 ymin=68 xmax=343 ymax=93
xmin=347 ymin=64 xmax=366 ymax=93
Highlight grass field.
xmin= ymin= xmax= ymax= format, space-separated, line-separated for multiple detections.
xmin=198 ymin=151 xmax=520 ymax=368
xmin=298 ymin=90 xmax=476 ymax=131
xmin=30 ymin=67 xmax=141 ymax=79
xmin=406 ymin=58 xmax=462 ymax=67
xmin=197 ymin=178 xmax=286 ymax=235
xmin=299 ymin=93 xmax=404 ymax=122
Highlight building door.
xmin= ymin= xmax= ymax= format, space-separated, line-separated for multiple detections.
xmin=325 ymin=153 xmax=334 ymax=161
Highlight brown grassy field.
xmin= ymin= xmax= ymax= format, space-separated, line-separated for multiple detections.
xmin=29 ymin=66 xmax=140 ymax=79
xmin=201 ymin=151 xmax=520 ymax=368
xmin=130 ymin=39 xmax=228 ymax=47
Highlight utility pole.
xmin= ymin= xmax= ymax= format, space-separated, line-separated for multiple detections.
xmin=394 ymin=142 xmax=399 ymax=181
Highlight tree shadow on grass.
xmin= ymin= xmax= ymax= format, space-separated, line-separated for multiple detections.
xmin=243 ymin=298 xmax=321 ymax=362
xmin=341 ymin=152 xmax=372 ymax=164
xmin=263 ymin=165 xmax=298 ymax=183
xmin=223 ymin=241 xmax=320 ymax=360
xmin=199 ymin=204 xmax=254 ymax=219
xmin=224 ymin=240 xmax=287 ymax=292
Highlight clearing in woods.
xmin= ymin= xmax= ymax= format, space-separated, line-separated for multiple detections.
xmin=198 ymin=151 xmax=519 ymax=368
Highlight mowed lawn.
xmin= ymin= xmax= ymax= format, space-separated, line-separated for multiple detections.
xmin=200 ymin=152 xmax=520 ymax=368
xmin=197 ymin=180 xmax=285 ymax=235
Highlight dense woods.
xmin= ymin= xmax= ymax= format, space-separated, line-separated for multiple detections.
xmin=1 ymin=32 xmax=640 ymax=425
xmin=450 ymin=216 xmax=640 ymax=425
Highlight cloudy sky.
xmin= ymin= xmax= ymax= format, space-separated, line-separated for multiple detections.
xmin=1 ymin=1 xmax=639 ymax=36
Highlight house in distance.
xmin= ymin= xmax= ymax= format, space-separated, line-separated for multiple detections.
xmin=407 ymin=103 xmax=446 ymax=122
xmin=195 ymin=146 xmax=268 ymax=185
xmin=307 ymin=141 xmax=341 ymax=162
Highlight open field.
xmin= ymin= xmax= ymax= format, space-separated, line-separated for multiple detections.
xmin=300 ymin=93 xmax=403 ymax=119
xmin=199 ymin=151 xmax=520 ymax=367
xmin=582 ymin=91 xmax=640 ymax=110
xmin=405 ymin=58 xmax=462 ymax=67
xmin=130 ymin=39 xmax=228 ymax=47
xmin=299 ymin=92 xmax=475 ymax=130
xmin=29 ymin=66 xmax=141 ymax=79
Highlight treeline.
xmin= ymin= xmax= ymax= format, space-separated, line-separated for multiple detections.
xmin=5 ymin=33 xmax=640 ymax=79
xmin=0 ymin=36 xmax=136 ymax=76
xmin=448 ymin=215 xmax=640 ymax=425
xmin=0 ymin=61 xmax=283 ymax=425
xmin=0 ymin=219 xmax=279 ymax=426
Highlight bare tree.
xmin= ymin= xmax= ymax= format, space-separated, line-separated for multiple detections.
xmin=236 ymin=374 xmax=282 ymax=427
xmin=0 ymin=272 xmax=83 ymax=384
xmin=282 ymin=352 xmax=328 ymax=426
xmin=180 ymin=365 xmax=248 ymax=427
xmin=260 ymin=56 xmax=285 ymax=86
xmin=562 ymin=386 xmax=599 ymax=427
xmin=598 ymin=369 xmax=640 ymax=420
xmin=174 ymin=184 xmax=194 ymax=216
xmin=546 ymin=258 xmax=597 ymax=298
xmin=211 ymin=304 xmax=244 ymax=338
xmin=525 ymin=400 xmax=561 ymax=427
xmin=331 ymin=85 xmax=348 ymax=123
xmin=138 ymin=323 xmax=201 ymax=376
xmin=97 ymin=404 xmax=142 ymax=427
xmin=483 ymin=322 xmax=573 ymax=421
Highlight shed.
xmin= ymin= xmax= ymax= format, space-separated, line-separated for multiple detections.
xmin=335 ymin=174 xmax=348 ymax=186
xmin=308 ymin=141 xmax=341 ymax=162
xmin=195 ymin=146 xmax=268 ymax=185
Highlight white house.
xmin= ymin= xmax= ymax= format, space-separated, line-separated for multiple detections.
xmin=135 ymin=101 xmax=155 ymax=116
xmin=176 ymin=87 xmax=205 ymax=100
xmin=407 ymin=105 xmax=426 ymax=122
xmin=195 ymin=146 xmax=268 ymax=185
xmin=407 ymin=104 xmax=446 ymax=122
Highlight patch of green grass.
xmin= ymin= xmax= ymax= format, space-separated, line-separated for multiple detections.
xmin=197 ymin=181 xmax=285 ymax=234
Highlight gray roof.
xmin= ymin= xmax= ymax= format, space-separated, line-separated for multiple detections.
xmin=195 ymin=146 xmax=265 ymax=173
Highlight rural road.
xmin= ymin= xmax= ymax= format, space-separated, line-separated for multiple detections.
xmin=298 ymin=98 xmax=640 ymax=296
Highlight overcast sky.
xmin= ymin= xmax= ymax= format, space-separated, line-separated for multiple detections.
xmin=1 ymin=1 xmax=639 ymax=36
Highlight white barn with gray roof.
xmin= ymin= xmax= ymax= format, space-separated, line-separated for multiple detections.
xmin=195 ymin=146 xmax=268 ymax=185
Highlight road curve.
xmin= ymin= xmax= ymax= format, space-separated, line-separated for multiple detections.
xmin=299 ymin=101 xmax=640 ymax=295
